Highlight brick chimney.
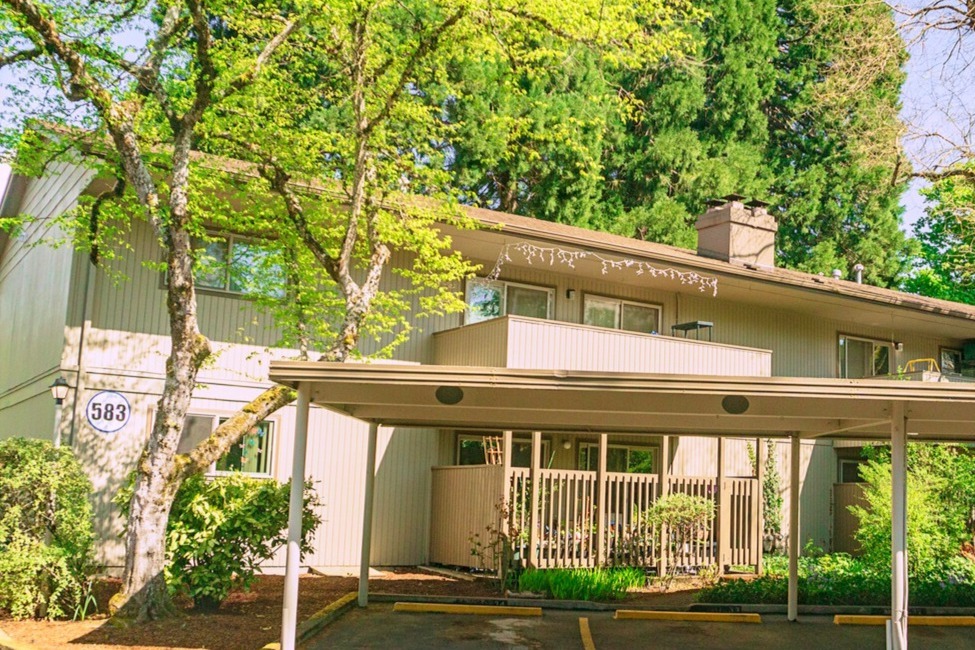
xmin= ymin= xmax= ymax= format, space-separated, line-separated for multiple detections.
xmin=695 ymin=195 xmax=778 ymax=267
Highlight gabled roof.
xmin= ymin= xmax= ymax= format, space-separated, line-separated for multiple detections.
xmin=458 ymin=205 xmax=975 ymax=323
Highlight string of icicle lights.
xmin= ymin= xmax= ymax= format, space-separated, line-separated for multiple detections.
xmin=487 ymin=242 xmax=719 ymax=297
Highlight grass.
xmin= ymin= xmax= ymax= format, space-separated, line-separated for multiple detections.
xmin=517 ymin=567 xmax=645 ymax=601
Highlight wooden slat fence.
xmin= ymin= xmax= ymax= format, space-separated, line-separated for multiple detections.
xmin=430 ymin=466 xmax=760 ymax=573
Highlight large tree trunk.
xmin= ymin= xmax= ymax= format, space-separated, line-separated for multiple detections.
xmin=111 ymin=136 xmax=212 ymax=619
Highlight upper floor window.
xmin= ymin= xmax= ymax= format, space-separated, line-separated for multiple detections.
xmin=194 ymin=233 xmax=284 ymax=297
xmin=579 ymin=442 xmax=658 ymax=474
xmin=838 ymin=335 xmax=891 ymax=378
xmin=941 ymin=348 xmax=963 ymax=375
xmin=583 ymin=295 xmax=660 ymax=334
xmin=465 ymin=278 xmax=554 ymax=324
xmin=178 ymin=414 xmax=275 ymax=478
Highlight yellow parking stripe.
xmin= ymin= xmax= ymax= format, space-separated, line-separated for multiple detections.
xmin=392 ymin=602 xmax=542 ymax=616
xmin=579 ymin=617 xmax=596 ymax=650
xmin=834 ymin=615 xmax=975 ymax=626
xmin=614 ymin=610 xmax=761 ymax=624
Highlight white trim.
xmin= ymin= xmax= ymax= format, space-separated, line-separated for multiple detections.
xmin=578 ymin=441 xmax=660 ymax=473
xmin=838 ymin=334 xmax=893 ymax=379
xmin=583 ymin=293 xmax=662 ymax=334
xmin=464 ymin=277 xmax=555 ymax=324
xmin=182 ymin=411 xmax=278 ymax=479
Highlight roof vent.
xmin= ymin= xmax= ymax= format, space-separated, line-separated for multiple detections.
xmin=696 ymin=196 xmax=778 ymax=267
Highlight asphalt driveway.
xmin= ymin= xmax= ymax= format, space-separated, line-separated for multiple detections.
xmin=303 ymin=604 xmax=974 ymax=649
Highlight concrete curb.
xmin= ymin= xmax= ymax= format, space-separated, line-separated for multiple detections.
xmin=692 ymin=603 xmax=975 ymax=616
xmin=834 ymin=614 xmax=975 ymax=626
xmin=370 ymin=593 xmax=619 ymax=611
xmin=392 ymin=602 xmax=542 ymax=616
xmin=259 ymin=592 xmax=358 ymax=650
xmin=615 ymin=610 xmax=762 ymax=624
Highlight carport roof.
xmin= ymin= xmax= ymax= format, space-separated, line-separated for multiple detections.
xmin=268 ymin=362 xmax=975 ymax=441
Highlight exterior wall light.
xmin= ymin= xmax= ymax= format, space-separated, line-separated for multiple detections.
xmin=50 ymin=376 xmax=70 ymax=404
xmin=49 ymin=375 xmax=70 ymax=448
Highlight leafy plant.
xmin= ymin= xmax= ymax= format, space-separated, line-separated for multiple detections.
xmin=470 ymin=499 xmax=527 ymax=591
xmin=117 ymin=473 xmax=322 ymax=610
xmin=645 ymin=493 xmax=714 ymax=586
xmin=518 ymin=567 xmax=644 ymax=601
xmin=0 ymin=437 xmax=95 ymax=619
xmin=699 ymin=552 xmax=975 ymax=607
xmin=853 ymin=444 xmax=975 ymax=575
xmin=748 ymin=439 xmax=784 ymax=547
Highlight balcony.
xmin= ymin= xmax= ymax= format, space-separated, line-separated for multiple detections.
xmin=432 ymin=315 xmax=772 ymax=377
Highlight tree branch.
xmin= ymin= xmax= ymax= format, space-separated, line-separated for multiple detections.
xmin=0 ymin=46 xmax=44 ymax=69
xmin=364 ymin=7 xmax=465 ymax=136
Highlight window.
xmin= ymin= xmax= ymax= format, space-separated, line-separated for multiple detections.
xmin=579 ymin=443 xmax=658 ymax=474
xmin=193 ymin=233 xmax=284 ymax=296
xmin=838 ymin=335 xmax=892 ymax=378
xmin=941 ymin=348 xmax=963 ymax=375
xmin=178 ymin=414 xmax=275 ymax=477
xmin=456 ymin=433 xmax=550 ymax=468
xmin=838 ymin=459 xmax=865 ymax=483
xmin=465 ymin=278 xmax=554 ymax=324
xmin=583 ymin=295 xmax=660 ymax=334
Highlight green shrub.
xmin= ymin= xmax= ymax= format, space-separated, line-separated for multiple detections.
xmin=697 ymin=552 xmax=975 ymax=607
xmin=0 ymin=437 xmax=95 ymax=619
xmin=853 ymin=446 xmax=971 ymax=575
xmin=518 ymin=567 xmax=644 ymax=600
xmin=162 ymin=474 xmax=321 ymax=610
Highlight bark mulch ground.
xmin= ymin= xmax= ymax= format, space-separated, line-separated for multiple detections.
xmin=0 ymin=568 xmax=701 ymax=650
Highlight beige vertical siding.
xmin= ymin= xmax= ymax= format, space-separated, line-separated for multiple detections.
xmin=432 ymin=318 xmax=508 ymax=366
xmin=435 ymin=316 xmax=771 ymax=376
xmin=0 ymin=163 xmax=93 ymax=437
xmin=429 ymin=465 xmax=504 ymax=568
xmin=833 ymin=483 xmax=866 ymax=554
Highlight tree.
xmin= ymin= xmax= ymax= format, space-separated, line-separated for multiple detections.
xmin=1 ymin=0 xmax=306 ymax=619
xmin=769 ymin=0 xmax=914 ymax=285
xmin=901 ymin=164 xmax=975 ymax=303
xmin=2 ymin=0 xmax=703 ymax=621
xmin=442 ymin=0 xmax=915 ymax=285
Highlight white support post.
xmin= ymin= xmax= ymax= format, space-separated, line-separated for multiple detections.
xmin=890 ymin=402 xmax=909 ymax=650
xmin=596 ymin=432 xmax=608 ymax=565
xmin=659 ymin=436 xmax=670 ymax=576
xmin=717 ymin=438 xmax=727 ymax=574
xmin=528 ymin=431 xmax=542 ymax=569
xmin=358 ymin=422 xmax=380 ymax=607
xmin=756 ymin=437 xmax=765 ymax=576
xmin=281 ymin=382 xmax=311 ymax=650
xmin=788 ymin=434 xmax=800 ymax=622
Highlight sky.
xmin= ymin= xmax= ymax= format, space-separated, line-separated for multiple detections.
xmin=896 ymin=1 xmax=975 ymax=230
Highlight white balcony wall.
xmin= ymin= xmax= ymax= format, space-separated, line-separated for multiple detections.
xmin=434 ymin=316 xmax=772 ymax=377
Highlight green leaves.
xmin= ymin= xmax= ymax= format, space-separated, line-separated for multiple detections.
xmin=163 ymin=473 xmax=322 ymax=609
xmin=0 ymin=437 xmax=95 ymax=619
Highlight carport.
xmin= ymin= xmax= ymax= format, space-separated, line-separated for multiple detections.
xmin=268 ymin=362 xmax=975 ymax=650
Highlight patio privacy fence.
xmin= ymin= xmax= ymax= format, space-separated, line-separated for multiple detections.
xmin=430 ymin=465 xmax=760 ymax=573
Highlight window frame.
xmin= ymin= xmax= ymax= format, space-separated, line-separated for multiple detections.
xmin=181 ymin=412 xmax=277 ymax=479
xmin=464 ymin=277 xmax=555 ymax=324
xmin=578 ymin=442 xmax=660 ymax=474
xmin=582 ymin=293 xmax=662 ymax=335
xmin=190 ymin=231 xmax=285 ymax=298
xmin=837 ymin=334 xmax=894 ymax=379
xmin=455 ymin=432 xmax=551 ymax=468
xmin=838 ymin=458 xmax=865 ymax=484
xmin=940 ymin=347 xmax=963 ymax=375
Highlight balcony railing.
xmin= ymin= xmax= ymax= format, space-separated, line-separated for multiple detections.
xmin=433 ymin=315 xmax=772 ymax=376
xmin=429 ymin=464 xmax=760 ymax=573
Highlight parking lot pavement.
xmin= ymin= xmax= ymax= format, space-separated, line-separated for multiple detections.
xmin=303 ymin=605 xmax=975 ymax=649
